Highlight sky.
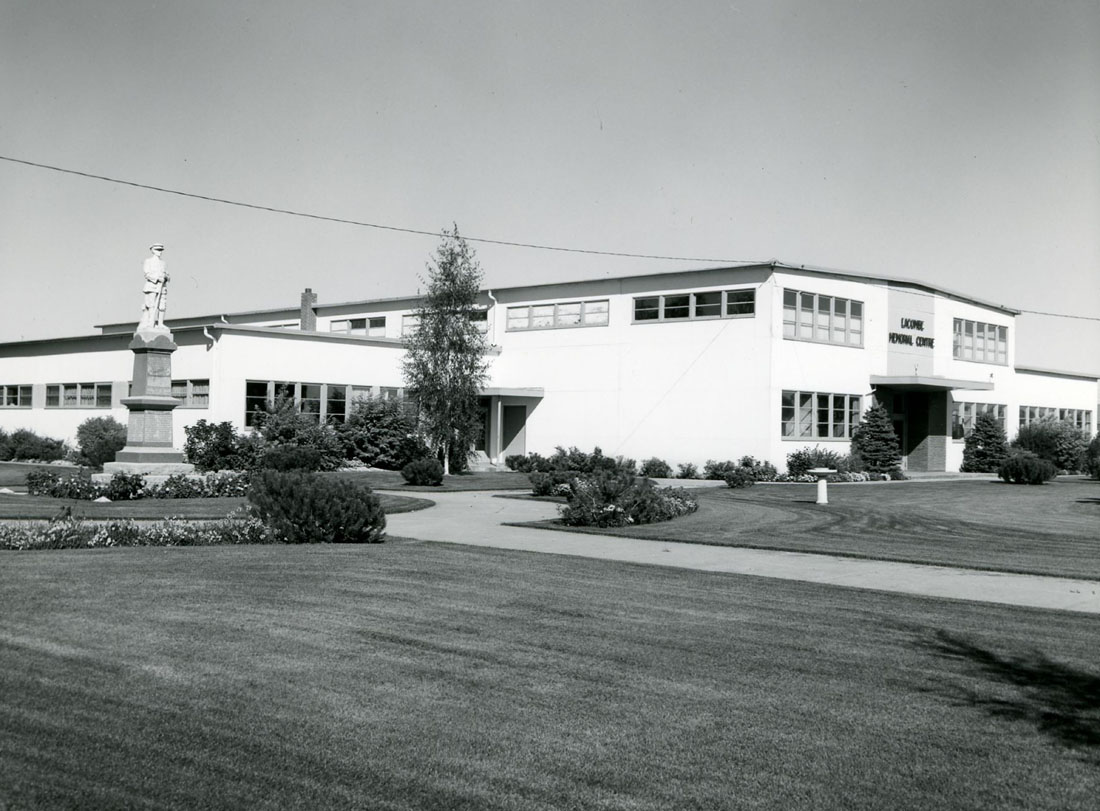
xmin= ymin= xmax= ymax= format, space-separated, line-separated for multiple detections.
xmin=1 ymin=0 xmax=1097 ymax=373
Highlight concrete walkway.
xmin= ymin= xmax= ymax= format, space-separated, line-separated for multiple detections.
xmin=382 ymin=490 xmax=1100 ymax=615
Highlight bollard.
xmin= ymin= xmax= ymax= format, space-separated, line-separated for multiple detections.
xmin=808 ymin=468 xmax=837 ymax=505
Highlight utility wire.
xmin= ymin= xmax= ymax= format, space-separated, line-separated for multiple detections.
xmin=2 ymin=153 xmax=1098 ymax=323
xmin=0 ymin=154 xmax=758 ymax=265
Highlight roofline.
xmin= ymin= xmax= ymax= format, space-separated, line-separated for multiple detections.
xmin=93 ymin=261 xmax=1021 ymax=329
xmin=1014 ymin=365 xmax=1100 ymax=382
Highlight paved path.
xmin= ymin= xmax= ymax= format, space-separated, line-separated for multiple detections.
xmin=382 ymin=490 xmax=1100 ymax=614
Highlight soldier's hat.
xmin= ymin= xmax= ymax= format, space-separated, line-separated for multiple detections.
xmin=150 ymin=243 xmax=165 ymax=251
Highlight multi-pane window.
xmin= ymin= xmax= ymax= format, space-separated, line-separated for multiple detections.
xmin=170 ymin=379 xmax=210 ymax=407
xmin=469 ymin=310 xmax=489 ymax=335
xmin=1019 ymin=406 xmax=1093 ymax=434
xmin=951 ymin=402 xmax=1006 ymax=439
xmin=506 ymin=299 xmax=610 ymax=331
xmin=402 ymin=311 xmax=488 ymax=336
xmin=632 ymin=289 xmax=755 ymax=323
xmin=782 ymin=290 xmax=863 ymax=346
xmin=45 ymin=383 xmax=112 ymax=408
xmin=331 ymin=317 xmax=386 ymax=337
xmin=401 ymin=314 xmax=420 ymax=336
xmin=1 ymin=385 xmax=32 ymax=408
xmin=244 ymin=380 xmax=393 ymax=427
xmin=953 ymin=319 xmax=1007 ymax=364
xmin=781 ymin=391 xmax=862 ymax=438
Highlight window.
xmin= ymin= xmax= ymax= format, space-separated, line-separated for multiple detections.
xmin=401 ymin=314 xmax=420 ymax=336
xmin=331 ymin=317 xmax=386 ymax=338
xmin=951 ymin=402 xmax=1006 ymax=439
xmin=45 ymin=382 xmax=112 ymax=409
xmin=506 ymin=299 xmax=610 ymax=331
xmin=953 ymin=319 xmax=1007 ymax=364
xmin=469 ymin=310 xmax=489 ymax=335
xmin=1 ymin=385 xmax=32 ymax=408
xmin=781 ymin=391 xmax=862 ymax=438
xmin=171 ymin=379 xmax=210 ymax=407
xmin=245 ymin=380 xmax=383 ymax=427
xmin=1019 ymin=406 xmax=1093 ymax=434
xmin=782 ymin=290 xmax=863 ymax=346
xmin=631 ymin=289 xmax=755 ymax=323
xmin=326 ymin=385 xmax=347 ymax=424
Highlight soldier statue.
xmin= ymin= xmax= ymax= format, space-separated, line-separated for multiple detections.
xmin=138 ymin=243 xmax=169 ymax=331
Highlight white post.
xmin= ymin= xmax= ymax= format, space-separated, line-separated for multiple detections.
xmin=808 ymin=468 xmax=837 ymax=505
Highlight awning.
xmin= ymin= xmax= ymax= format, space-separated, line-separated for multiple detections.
xmin=479 ymin=387 xmax=545 ymax=398
xmin=869 ymin=375 xmax=994 ymax=392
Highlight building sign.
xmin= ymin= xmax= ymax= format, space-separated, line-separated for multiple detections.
xmin=889 ymin=317 xmax=935 ymax=348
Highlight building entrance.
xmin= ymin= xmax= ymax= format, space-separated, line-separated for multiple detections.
xmin=875 ymin=388 xmax=948 ymax=472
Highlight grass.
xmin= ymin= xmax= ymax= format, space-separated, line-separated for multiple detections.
xmin=1 ymin=542 xmax=1098 ymax=809
xmin=330 ymin=468 xmax=531 ymax=492
xmin=0 ymin=492 xmax=433 ymax=520
xmin=0 ymin=460 xmax=79 ymax=487
xmin=515 ymin=477 xmax=1100 ymax=580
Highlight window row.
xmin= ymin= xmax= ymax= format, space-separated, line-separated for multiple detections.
xmin=331 ymin=317 xmax=386 ymax=337
xmin=507 ymin=299 xmax=609 ymax=331
xmin=244 ymin=380 xmax=404 ymax=427
xmin=46 ymin=383 xmax=113 ymax=408
xmin=633 ymin=289 xmax=755 ymax=323
xmin=953 ymin=319 xmax=1007 ymax=365
xmin=401 ymin=311 xmax=489 ymax=337
xmin=1 ymin=385 xmax=32 ymax=408
xmin=1019 ymin=406 xmax=1092 ymax=434
xmin=781 ymin=391 xmax=863 ymax=439
xmin=951 ymin=402 xmax=1005 ymax=439
xmin=782 ymin=290 xmax=863 ymax=347
xmin=171 ymin=379 xmax=210 ymax=407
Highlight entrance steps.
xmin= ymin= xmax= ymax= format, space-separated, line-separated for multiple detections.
xmin=466 ymin=451 xmax=498 ymax=472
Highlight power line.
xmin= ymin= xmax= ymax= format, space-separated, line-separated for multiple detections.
xmin=3 ymin=153 xmax=1098 ymax=323
xmin=0 ymin=154 xmax=759 ymax=265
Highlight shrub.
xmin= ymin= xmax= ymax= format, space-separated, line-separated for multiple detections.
xmin=100 ymin=472 xmax=146 ymax=501
xmin=74 ymin=416 xmax=127 ymax=470
xmin=248 ymin=470 xmax=386 ymax=543
xmin=703 ymin=460 xmax=739 ymax=480
xmin=0 ymin=429 xmax=10 ymax=461
xmin=336 ymin=397 xmax=429 ymax=470
xmin=724 ymin=468 xmax=756 ymax=489
xmin=251 ymin=394 xmax=344 ymax=471
xmin=998 ymin=450 xmax=1057 ymax=485
xmin=1086 ymin=435 xmax=1100 ymax=481
xmin=184 ymin=420 xmax=261 ymax=472
xmin=401 ymin=458 xmax=444 ymax=486
xmin=144 ymin=472 xmax=250 ymax=499
xmin=548 ymin=446 xmax=636 ymax=476
xmin=7 ymin=429 xmax=66 ymax=462
xmin=639 ymin=457 xmax=673 ymax=478
xmin=261 ymin=445 xmax=325 ymax=472
xmin=507 ymin=452 xmax=551 ymax=473
xmin=559 ymin=472 xmax=697 ymax=527
xmin=1013 ymin=420 xmax=1088 ymax=473
xmin=786 ymin=447 xmax=846 ymax=477
xmin=0 ymin=511 xmax=277 ymax=551
xmin=737 ymin=456 xmax=778 ymax=482
xmin=960 ymin=411 xmax=1009 ymax=473
xmin=677 ymin=462 xmax=699 ymax=479
xmin=850 ymin=405 xmax=902 ymax=474
xmin=529 ymin=470 xmax=578 ymax=496
xmin=25 ymin=469 xmax=98 ymax=499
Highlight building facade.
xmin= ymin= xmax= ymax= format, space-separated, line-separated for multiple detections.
xmin=1 ymin=263 xmax=1095 ymax=472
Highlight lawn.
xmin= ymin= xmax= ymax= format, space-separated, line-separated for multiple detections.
xmin=331 ymin=468 xmax=531 ymax=492
xmin=0 ymin=492 xmax=433 ymax=520
xmin=1 ymin=542 xmax=1097 ymax=809
xmin=518 ymin=478 xmax=1100 ymax=580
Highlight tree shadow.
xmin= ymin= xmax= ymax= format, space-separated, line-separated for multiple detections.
xmin=917 ymin=630 xmax=1100 ymax=761
xmin=1076 ymin=498 xmax=1100 ymax=505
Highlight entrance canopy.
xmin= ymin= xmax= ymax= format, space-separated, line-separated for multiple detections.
xmin=869 ymin=375 xmax=993 ymax=392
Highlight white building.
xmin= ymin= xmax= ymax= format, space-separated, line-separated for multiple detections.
xmin=1 ymin=263 xmax=1095 ymax=472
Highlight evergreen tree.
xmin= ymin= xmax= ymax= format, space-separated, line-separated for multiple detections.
xmin=851 ymin=404 xmax=902 ymax=474
xmin=401 ymin=226 xmax=490 ymax=475
xmin=961 ymin=411 xmax=1008 ymax=472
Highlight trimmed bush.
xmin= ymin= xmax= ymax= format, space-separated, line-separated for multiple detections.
xmin=677 ymin=462 xmax=699 ymax=480
xmin=401 ymin=458 xmax=444 ymax=486
xmin=998 ymin=450 xmax=1057 ymax=485
xmin=248 ymin=470 xmax=386 ymax=543
xmin=960 ymin=411 xmax=1009 ymax=473
xmin=261 ymin=445 xmax=325 ymax=472
xmin=851 ymin=405 xmax=902 ymax=475
xmin=703 ymin=460 xmax=739 ymax=480
xmin=786 ymin=447 xmax=846 ymax=477
xmin=639 ymin=457 xmax=673 ymax=479
xmin=74 ymin=416 xmax=127 ymax=470
xmin=724 ymin=468 xmax=756 ymax=489
xmin=1013 ymin=420 xmax=1088 ymax=473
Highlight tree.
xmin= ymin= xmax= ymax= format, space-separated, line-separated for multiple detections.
xmin=960 ymin=411 xmax=1008 ymax=472
xmin=850 ymin=404 xmax=902 ymax=474
xmin=402 ymin=226 xmax=490 ymax=475
xmin=75 ymin=416 xmax=127 ymax=469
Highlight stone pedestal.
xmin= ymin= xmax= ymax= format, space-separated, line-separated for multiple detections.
xmin=103 ymin=328 xmax=194 ymax=476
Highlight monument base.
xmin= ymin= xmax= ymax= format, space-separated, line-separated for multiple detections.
xmin=103 ymin=446 xmax=195 ymax=477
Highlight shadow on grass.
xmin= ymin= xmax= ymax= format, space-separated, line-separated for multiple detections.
xmin=919 ymin=630 xmax=1100 ymax=761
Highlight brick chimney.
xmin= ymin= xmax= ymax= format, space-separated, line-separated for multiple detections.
xmin=300 ymin=288 xmax=318 ymax=331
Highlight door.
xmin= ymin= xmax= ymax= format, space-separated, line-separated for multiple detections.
xmin=502 ymin=405 xmax=526 ymax=458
